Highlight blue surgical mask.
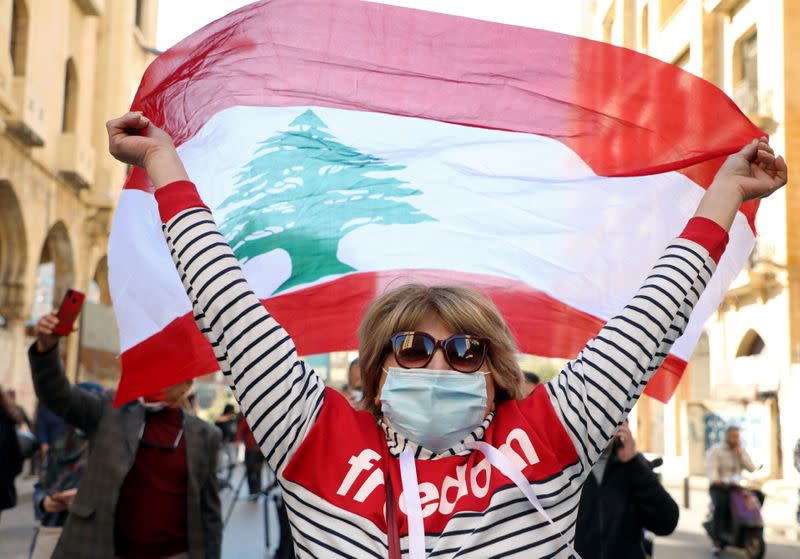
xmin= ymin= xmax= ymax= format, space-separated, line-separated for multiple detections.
xmin=380 ymin=367 xmax=489 ymax=452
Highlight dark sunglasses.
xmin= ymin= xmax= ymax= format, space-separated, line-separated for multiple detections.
xmin=388 ymin=331 xmax=489 ymax=373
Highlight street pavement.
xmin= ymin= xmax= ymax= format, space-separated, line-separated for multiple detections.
xmin=0 ymin=476 xmax=35 ymax=559
xmin=2 ymin=468 xmax=799 ymax=558
xmin=0 ymin=468 xmax=283 ymax=559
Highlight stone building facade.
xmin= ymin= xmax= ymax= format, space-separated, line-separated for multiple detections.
xmin=583 ymin=0 xmax=800 ymax=483
xmin=0 ymin=0 xmax=158 ymax=410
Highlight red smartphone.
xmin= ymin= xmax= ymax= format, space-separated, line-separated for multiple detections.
xmin=53 ymin=289 xmax=85 ymax=337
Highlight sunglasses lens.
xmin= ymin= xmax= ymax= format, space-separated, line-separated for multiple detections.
xmin=445 ymin=336 xmax=486 ymax=373
xmin=393 ymin=333 xmax=434 ymax=368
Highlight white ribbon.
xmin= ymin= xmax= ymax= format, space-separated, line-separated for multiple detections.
xmin=466 ymin=441 xmax=581 ymax=558
xmin=398 ymin=443 xmax=581 ymax=559
xmin=399 ymin=449 xmax=427 ymax=559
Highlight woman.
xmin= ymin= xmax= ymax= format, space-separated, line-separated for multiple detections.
xmin=107 ymin=111 xmax=786 ymax=558
xmin=0 ymin=386 xmax=24 ymax=521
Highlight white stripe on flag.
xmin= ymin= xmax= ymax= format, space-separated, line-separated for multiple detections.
xmin=110 ymin=105 xmax=753 ymax=359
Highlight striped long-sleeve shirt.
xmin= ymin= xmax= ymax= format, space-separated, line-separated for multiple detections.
xmin=155 ymin=180 xmax=727 ymax=558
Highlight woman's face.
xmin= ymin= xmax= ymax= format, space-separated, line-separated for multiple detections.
xmin=374 ymin=312 xmax=497 ymax=418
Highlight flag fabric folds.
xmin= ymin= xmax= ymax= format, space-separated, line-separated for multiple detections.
xmin=109 ymin=0 xmax=763 ymax=405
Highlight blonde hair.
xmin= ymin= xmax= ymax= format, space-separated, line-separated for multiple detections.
xmin=358 ymin=284 xmax=525 ymax=417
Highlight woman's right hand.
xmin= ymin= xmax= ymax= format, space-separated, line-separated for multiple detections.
xmin=106 ymin=112 xmax=173 ymax=167
xmin=34 ymin=313 xmax=60 ymax=353
xmin=106 ymin=112 xmax=189 ymax=188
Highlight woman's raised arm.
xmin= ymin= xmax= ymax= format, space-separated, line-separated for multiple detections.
xmin=107 ymin=112 xmax=326 ymax=475
xmin=544 ymin=139 xmax=786 ymax=472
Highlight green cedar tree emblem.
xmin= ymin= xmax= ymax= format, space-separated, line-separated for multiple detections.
xmin=218 ymin=109 xmax=433 ymax=293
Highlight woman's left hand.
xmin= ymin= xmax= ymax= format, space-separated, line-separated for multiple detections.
xmin=695 ymin=138 xmax=787 ymax=231
xmin=713 ymin=138 xmax=788 ymax=202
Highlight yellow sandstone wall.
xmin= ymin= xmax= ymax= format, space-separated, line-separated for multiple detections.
xmin=0 ymin=0 xmax=158 ymax=411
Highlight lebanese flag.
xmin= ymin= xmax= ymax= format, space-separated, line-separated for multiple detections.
xmin=109 ymin=0 xmax=762 ymax=406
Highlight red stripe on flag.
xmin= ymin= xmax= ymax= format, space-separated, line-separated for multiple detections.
xmin=114 ymin=269 xmax=684 ymax=406
xmin=125 ymin=0 xmax=762 ymax=228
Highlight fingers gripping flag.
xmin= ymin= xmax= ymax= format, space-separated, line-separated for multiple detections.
xmin=109 ymin=0 xmax=763 ymax=405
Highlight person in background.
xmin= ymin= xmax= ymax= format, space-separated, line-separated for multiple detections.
xmin=794 ymin=438 xmax=799 ymax=524
xmin=575 ymin=420 xmax=678 ymax=558
xmin=705 ymin=425 xmax=757 ymax=554
xmin=30 ymin=312 xmax=222 ymax=559
xmin=6 ymin=389 xmax=38 ymax=474
xmin=795 ymin=437 xmax=800 ymax=474
xmin=6 ymin=388 xmax=33 ymax=432
xmin=0 ymin=386 xmax=24 ymax=522
xmin=214 ymin=403 xmax=238 ymax=486
xmin=342 ymin=357 xmax=363 ymax=407
xmin=214 ymin=403 xmax=237 ymax=445
xmin=235 ymin=415 xmax=264 ymax=499
xmin=523 ymin=371 xmax=540 ymax=396
xmin=36 ymin=402 xmax=67 ymax=469
xmin=186 ymin=392 xmax=200 ymax=415
xmin=30 ymin=382 xmax=104 ymax=559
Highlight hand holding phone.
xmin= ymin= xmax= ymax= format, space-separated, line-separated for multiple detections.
xmin=614 ymin=423 xmax=637 ymax=464
xmin=52 ymin=289 xmax=85 ymax=337
xmin=34 ymin=314 xmax=60 ymax=353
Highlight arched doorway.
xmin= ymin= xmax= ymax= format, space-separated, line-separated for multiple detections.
xmin=79 ymin=255 xmax=120 ymax=386
xmin=89 ymin=255 xmax=111 ymax=306
xmin=731 ymin=328 xmax=770 ymax=388
xmin=0 ymin=181 xmax=28 ymax=324
xmin=32 ymin=221 xmax=74 ymax=320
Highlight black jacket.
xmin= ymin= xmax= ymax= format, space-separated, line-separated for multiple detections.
xmin=0 ymin=413 xmax=23 ymax=510
xmin=575 ymin=453 xmax=679 ymax=559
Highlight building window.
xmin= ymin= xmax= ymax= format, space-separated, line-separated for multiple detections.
xmin=62 ymin=59 xmax=78 ymax=133
xmin=10 ymin=0 xmax=29 ymax=77
xmin=602 ymin=1 xmax=615 ymax=44
xmin=640 ymin=4 xmax=649 ymax=52
xmin=736 ymin=329 xmax=765 ymax=357
xmin=730 ymin=0 xmax=749 ymax=18
xmin=135 ymin=0 xmax=145 ymax=29
xmin=659 ymin=0 xmax=684 ymax=27
xmin=733 ymin=31 xmax=758 ymax=114
xmin=673 ymin=47 xmax=690 ymax=69
xmin=689 ymin=331 xmax=711 ymax=401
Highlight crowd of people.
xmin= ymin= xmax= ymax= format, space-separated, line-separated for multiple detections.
xmin=0 ymin=115 xmax=793 ymax=558
xmin=2 ymin=329 xmax=800 ymax=557
xmin=3 ymin=358 xmax=683 ymax=559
